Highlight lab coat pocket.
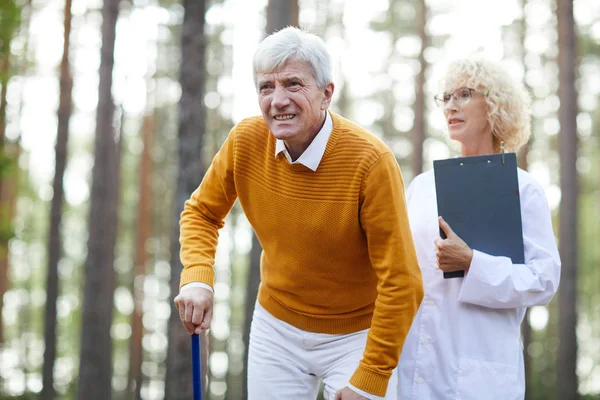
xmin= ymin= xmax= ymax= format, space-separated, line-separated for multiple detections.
xmin=455 ymin=357 xmax=519 ymax=400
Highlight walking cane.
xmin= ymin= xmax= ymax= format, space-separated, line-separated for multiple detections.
xmin=191 ymin=333 xmax=202 ymax=400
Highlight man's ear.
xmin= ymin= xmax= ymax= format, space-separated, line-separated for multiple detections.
xmin=321 ymin=82 xmax=334 ymax=110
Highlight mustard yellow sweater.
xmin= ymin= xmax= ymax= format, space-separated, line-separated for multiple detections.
xmin=179 ymin=112 xmax=423 ymax=396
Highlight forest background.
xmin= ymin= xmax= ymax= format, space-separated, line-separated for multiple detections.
xmin=0 ymin=0 xmax=598 ymax=399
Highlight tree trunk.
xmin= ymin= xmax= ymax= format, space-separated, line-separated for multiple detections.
xmin=126 ymin=113 xmax=154 ymax=400
xmin=40 ymin=1 xmax=73 ymax=398
xmin=334 ymin=6 xmax=349 ymax=118
xmin=0 ymin=47 xmax=10 ymax=347
xmin=0 ymin=152 xmax=17 ymax=346
xmin=411 ymin=0 xmax=428 ymax=177
xmin=241 ymin=233 xmax=263 ymax=398
xmin=241 ymin=2 xmax=299 ymax=398
xmin=521 ymin=308 xmax=532 ymax=399
xmin=556 ymin=0 xmax=579 ymax=399
xmin=0 ymin=38 xmax=9 ymax=152
xmin=266 ymin=0 xmax=299 ymax=34
xmin=513 ymin=3 xmax=535 ymax=398
xmin=0 ymin=0 xmax=21 ymax=346
xmin=76 ymin=0 xmax=121 ymax=399
xmin=164 ymin=0 xmax=208 ymax=399
xmin=517 ymin=138 xmax=531 ymax=170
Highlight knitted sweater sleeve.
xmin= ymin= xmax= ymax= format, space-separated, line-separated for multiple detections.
xmin=350 ymin=152 xmax=424 ymax=396
xmin=179 ymin=130 xmax=237 ymax=288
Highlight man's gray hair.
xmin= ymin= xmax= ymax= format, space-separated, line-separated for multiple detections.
xmin=253 ymin=26 xmax=332 ymax=89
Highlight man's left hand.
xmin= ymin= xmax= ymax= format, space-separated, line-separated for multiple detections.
xmin=334 ymin=387 xmax=369 ymax=400
xmin=434 ymin=216 xmax=473 ymax=272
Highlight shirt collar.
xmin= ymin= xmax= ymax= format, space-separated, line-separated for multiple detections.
xmin=275 ymin=111 xmax=333 ymax=172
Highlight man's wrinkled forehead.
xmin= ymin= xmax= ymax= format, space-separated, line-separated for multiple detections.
xmin=257 ymin=60 xmax=315 ymax=83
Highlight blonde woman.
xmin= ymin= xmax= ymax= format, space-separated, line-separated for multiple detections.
xmin=397 ymin=58 xmax=561 ymax=400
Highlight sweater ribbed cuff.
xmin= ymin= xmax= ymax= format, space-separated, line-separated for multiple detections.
xmin=179 ymin=266 xmax=215 ymax=289
xmin=349 ymin=365 xmax=391 ymax=397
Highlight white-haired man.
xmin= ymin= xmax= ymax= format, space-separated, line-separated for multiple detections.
xmin=174 ymin=27 xmax=423 ymax=400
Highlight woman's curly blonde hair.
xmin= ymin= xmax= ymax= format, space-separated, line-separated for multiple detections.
xmin=444 ymin=58 xmax=532 ymax=152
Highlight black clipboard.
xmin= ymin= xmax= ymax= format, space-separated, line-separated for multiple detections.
xmin=433 ymin=151 xmax=524 ymax=279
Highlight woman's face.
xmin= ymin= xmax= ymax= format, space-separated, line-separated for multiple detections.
xmin=442 ymin=83 xmax=494 ymax=155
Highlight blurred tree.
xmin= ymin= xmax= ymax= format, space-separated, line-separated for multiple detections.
xmin=196 ymin=4 xmax=240 ymax=399
xmin=0 ymin=0 xmax=21 ymax=162
xmin=241 ymin=2 xmax=299 ymax=399
xmin=508 ymin=1 xmax=535 ymax=396
xmin=369 ymin=0 xmax=426 ymax=175
xmin=575 ymin=6 xmax=600 ymax=396
xmin=242 ymin=233 xmax=262 ymax=399
xmin=41 ymin=0 xmax=73 ymax=398
xmin=76 ymin=0 xmax=122 ymax=398
xmin=265 ymin=0 xmax=299 ymax=34
xmin=499 ymin=1 xmax=563 ymax=396
xmin=0 ymin=0 xmax=22 ymax=347
xmin=411 ymin=0 xmax=429 ymax=176
xmin=164 ymin=0 xmax=209 ymax=399
xmin=556 ymin=0 xmax=579 ymax=399
xmin=126 ymin=111 xmax=154 ymax=399
xmin=332 ymin=5 xmax=350 ymax=118
xmin=370 ymin=2 xmax=403 ymax=157
xmin=515 ymin=0 xmax=532 ymax=171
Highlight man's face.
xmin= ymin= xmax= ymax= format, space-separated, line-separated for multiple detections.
xmin=256 ymin=59 xmax=333 ymax=144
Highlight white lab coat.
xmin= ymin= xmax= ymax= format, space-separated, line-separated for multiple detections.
xmin=397 ymin=169 xmax=561 ymax=400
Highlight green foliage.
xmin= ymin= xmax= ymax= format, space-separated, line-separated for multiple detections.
xmin=0 ymin=150 xmax=16 ymax=182
xmin=0 ymin=394 xmax=38 ymax=400
xmin=0 ymin=151 xmax=11 ymax=170
xmin=0 ymin=0 xmax=21 ymax=53
xmin=369 ymin=0 xmax=416 ymax=34
xmin=0 ymin=217 xmax=15 ymax=243
xmin=0 ymin=380 xmax=76 ymax=400
xmin=0 ymin=153 xmax=16 ymax=243
xmin=578 ymin=33 xmax=600 ymax=59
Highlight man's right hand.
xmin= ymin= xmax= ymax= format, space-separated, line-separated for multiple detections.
xmin=173 ymin=287 xmax=214 ymax=335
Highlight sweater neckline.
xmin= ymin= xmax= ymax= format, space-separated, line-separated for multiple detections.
xmin=282 ymin=111 xmax=344 ymax=173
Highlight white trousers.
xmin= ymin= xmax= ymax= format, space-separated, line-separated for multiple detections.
xmin=247 ymin=303 xmax=398 ymax=400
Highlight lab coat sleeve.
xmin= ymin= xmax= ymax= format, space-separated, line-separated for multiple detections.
xmin=457 ymin=181 xmax=561 ymax=309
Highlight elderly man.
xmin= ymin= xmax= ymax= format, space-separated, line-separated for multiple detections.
xmin=174 ymin=27 xmax=423 ymax=400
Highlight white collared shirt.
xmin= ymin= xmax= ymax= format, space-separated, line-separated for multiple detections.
xmin=274 ymin=111 xmax=332 ymax=170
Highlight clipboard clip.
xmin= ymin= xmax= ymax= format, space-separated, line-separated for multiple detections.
xmin=501 ymin=141 xmax=505 ymax=165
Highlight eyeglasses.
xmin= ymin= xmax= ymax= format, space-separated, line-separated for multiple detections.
xmin=433 ymin=87 xmax=485 ymax=108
